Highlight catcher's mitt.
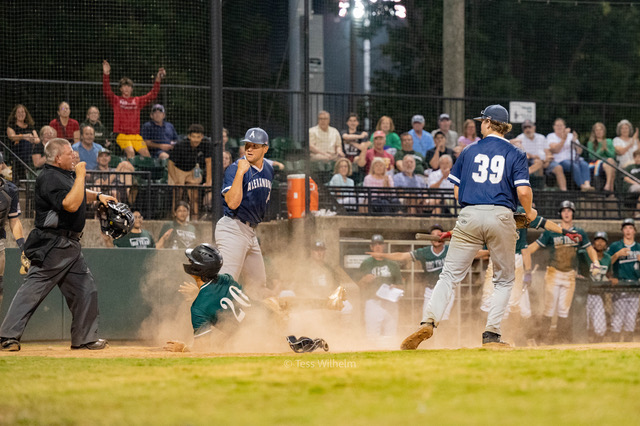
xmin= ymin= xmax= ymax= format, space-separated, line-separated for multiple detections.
xmin=514 ymin=213 xmax=531 ymax=229
xmin=19 ymin=253 xmax=30 ymax=275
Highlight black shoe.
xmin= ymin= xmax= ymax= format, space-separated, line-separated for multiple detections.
xmin=71 ymin=339 xmax=108 ymax=350
xmin=0 ymin=338 xmax=21 ymax=351
xmin=482 ymin=331 xmax=511 ymax=347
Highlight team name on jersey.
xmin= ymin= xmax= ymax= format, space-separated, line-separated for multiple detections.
xmin=372 ymin=265 xmax=392 ymax=277
xmin=553 ymin=235 xmax=578 ymax=247
xmin=129 ymin=237 xmax=151 ymax=247
xmin=424 ymin=259 xmax=445 ymax=273
xmin=118 ymin=98 xmax=138 ymax=110
xmin=619 ymin=251 xmax=640 ymax=264
xmin=247 ymin=178 xmax=272 ymax=192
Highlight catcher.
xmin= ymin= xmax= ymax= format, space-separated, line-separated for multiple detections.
xmin=164 ymin=244 xmax=343 ymax=353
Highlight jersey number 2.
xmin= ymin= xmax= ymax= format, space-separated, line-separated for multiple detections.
xmin=220 ymin=285 xmax=252 ymax=323
xmin=471 ymin=154 xmax=505 ymax=184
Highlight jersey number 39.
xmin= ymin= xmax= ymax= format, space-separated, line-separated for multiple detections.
xmin=471 ymin=154 xmax=505 ymax=184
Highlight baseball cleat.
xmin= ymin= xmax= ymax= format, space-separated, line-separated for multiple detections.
xmin=0 ymin=338 xmax=21 ymax=351
xmin=482 ymin=331 xmax=511 ymax=348
xmin=400 ymin=322 xmax=434 ymax=350
xmin=327 ymin=285 xmax=347 ymax=310
xmin=71 ymin=339 xmax=109 ymax=350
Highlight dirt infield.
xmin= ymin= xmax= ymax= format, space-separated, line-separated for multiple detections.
xmin=1 ymin=340 xmax=638 ymax=358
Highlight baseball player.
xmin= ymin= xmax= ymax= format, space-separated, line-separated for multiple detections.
xmin=215 ymin=127 xmax=273 ymax=298
xmin=578 ymin=231 xmax=611 ymax=342
xmin=524 ymin=200 xmax=600 ymax=344
xmin=607 ymin=218 xmax=640 ymax=342
xmin=401 ymin=105 xmax=537 ymax=350
xmin=479 ymin=206 xmax=582 ymax=345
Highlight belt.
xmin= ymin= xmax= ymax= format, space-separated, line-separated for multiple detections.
xmin=226 ymin=216 xmax=257 ymax=229
xmin=42 ymin=228 xmax=83 ymax=241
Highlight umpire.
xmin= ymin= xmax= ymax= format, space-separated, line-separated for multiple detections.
xmin=0 ymin=138 xmax=117 ymax=351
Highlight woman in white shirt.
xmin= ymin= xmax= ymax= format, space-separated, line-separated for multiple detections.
xmin=613 ymin=119 xmax=639 ymax=168
xmin=546 ymin=118 xmax=593 ymax=191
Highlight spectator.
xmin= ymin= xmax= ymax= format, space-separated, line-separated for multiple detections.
xmin=393 ymin=155 xmax=425 ymax=188
xmin=102 ymin=60 xmax=165 ymax=159
xmin=426 ymin=155 xmax=455 ymax=215
xmin=103 ymin=210 xmax=155 ymax=249
xmin=371 ymin=115 xmax=401 ymax=153
xmin=425 ymin=130 xmax=455 ymax=171
xmin=622 ymin=150 xmax=640 ymax=216
xmin=222 ymin=128 xmax=229 ymax=151
xmin=341 ymin=113 xmax=370 ymax=163
xmin=6 ymin=104 xmax=40 ymax=183
xmin=141 ymin=104 xmax=179 ymax=160
xmin=223 ymin=150 xmax=233 ymax=170
xmin=82 ymin=106 xmax=108 ymax=147
xmin=585 ymin=122 xmax=616 ymax=192
xmin=613 ymin=119 xmax=639 ymax=168
xmin=157 ymin=201 xmax=198 ymax=249
xmin=431 ymin=113 xmax=458 ymax=150
xmin=309 ymin=110 xmax=344 ymax=162
xmin=357 ymin=130 xmax=395 ymax=174
xmin=364 ymin=157 xmax=394 ymax=188
xmin=89 ymin=149 xmax=135 ymax=204
xmin=358 ymin=234 xmax=403 ymax=340
xmin=395 ymin=132 xmax=426 ymax=175
xmin=408 ymin=115 xmax=434 ymax=156
xmin=511 ymin=119 xmax=548 ymax=177
xmin=49 ymin=101 xmax=80 ymax=143
xmin=607 ymin=218 xmax=640 ymax=342
xmin=34 ymin=126 xmax=56 ymax=172
xmin=455 ymin=119 xmax=480 ymax=158
xmin=546 ymin=118 xmax=593 ymax=191
xmin=168 ymin=124 xmax=212 ymax=220
xmin=329 ymin=158 xmax=354 ymax=187
xmin=72 ymin=126 xmax=104 ymax=170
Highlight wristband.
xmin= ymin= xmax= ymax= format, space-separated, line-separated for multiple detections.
xmin=97 ymin=192 xmax=104 ymax=203
xmin=538 ymin=217 xmax=547 ymax=228
xmin=16 ymin=237 xmax=25 ymax=252
xmin=561 ymin=228 xmax=571 ymax=235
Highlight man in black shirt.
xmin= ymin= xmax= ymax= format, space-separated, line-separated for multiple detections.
xmin=0 ymin=138 xmax=117 ymax=351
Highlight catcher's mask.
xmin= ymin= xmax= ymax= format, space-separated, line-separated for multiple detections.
xmin=286 ymin=335 xmax=329 ymax=353
xmin=97 ymin=201 xmax=134 ymax=240
xmin=183 ymin=243 xmax=223 ymax=281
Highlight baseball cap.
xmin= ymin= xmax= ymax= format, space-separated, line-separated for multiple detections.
xmin=593 ymin=231 xmax=608 ymax=242
xmin=412 ymin=115 xmax=425 ymax=124
xmin=428 ymin=224 xmax=444 ymax=233
xmin=241 ymin=127 xmax=269 ymax=145
xmin=474 ymin=105 xmax=509 ymax=124
xmin=522 ymin=119 xmax=535 ymax=129
xmin=622 ymin=218 xmax=636 ymax=229
xmin=371 ymin=234 xmax=384 ymax=244
xmin=312 ymin=240 xmax=326 ymax=251
xmin=439 ymin=113 xmax=451 ymax=121
xmin=151 ymin=104 xmax=165 ymax=113
xmin=373 ymin=130 xmax=386 ymax=138
xmin=97 ymin=149 xmax=111 ymax=156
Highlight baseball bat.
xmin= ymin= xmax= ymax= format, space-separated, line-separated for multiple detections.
xmin=415 ymin=233 xmax=441 ymax=241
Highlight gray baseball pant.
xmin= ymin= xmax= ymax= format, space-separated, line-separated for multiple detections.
xmin=423 ymin=205 xmax=517 ymax=335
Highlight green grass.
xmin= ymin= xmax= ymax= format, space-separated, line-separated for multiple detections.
xmin=1 ymin=348 xmax=639 ymax=425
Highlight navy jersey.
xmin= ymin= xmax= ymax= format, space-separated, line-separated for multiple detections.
xmin=448 ymin=136 xmax=530 ymax=211
xmin=222 ymin=158 xmax=274 ymax=225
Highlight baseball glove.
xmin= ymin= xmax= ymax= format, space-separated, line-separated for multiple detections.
xmin=163 ymin=340 xmax=189 ymax=352
xmin=19 ymin=253 xmax=30 ymax=275
xmin=514 ymin=213 xmax=531 ymax=229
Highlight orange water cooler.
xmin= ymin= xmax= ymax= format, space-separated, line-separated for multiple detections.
xmin=286 ymin=174 xmax=318 ymax=218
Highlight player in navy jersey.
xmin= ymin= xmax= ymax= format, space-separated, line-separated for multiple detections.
xmin=215 ymin=127 xmax=274 ymax=298
xmin=402 ymin=105 xmax=538 ymax=349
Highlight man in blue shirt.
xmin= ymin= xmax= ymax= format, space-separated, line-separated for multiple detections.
xmin=402 ymin=105 xmax=537 ymax=349
xmin=72 ymin=125 xmax=104 ymax=170
xmin=141 ymin=104 xmax=179 ymax=160
xmin=215 ymin=127 xmax=274 ymax=298
xmin=408 ymin=115 xmax=434 ymax=157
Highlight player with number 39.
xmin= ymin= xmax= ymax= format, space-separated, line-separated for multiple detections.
xmin=401 ymin=105 xmax=537 ymax=349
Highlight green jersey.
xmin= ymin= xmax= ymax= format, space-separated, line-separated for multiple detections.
xmin=113 ymin=229 xmax=155 ymax=248
xmin=622 ymin=163 xmax=640 ymax=192
xmin=515 ymin=206 xmax=544 ymax=254
xmin=607 ymin=240 xmax=640 ymax=281
xmin=190 ymin=274 xmax=251 ymax=335
xmin=394 ymin=149 xmax=425 ymax=175
xmin=358 ymin=257 xmax=403 ymax=300
xmin=535 ymin=227 xmax=590 ymax=272
xmin=411 ymin=246 xmax=448 ymax=288
xmin=578 ymin=249 xmax=611 ymax=283
xmin=159 ymin=220 xmax=197 ymax=249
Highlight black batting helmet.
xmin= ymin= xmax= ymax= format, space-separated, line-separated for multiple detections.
xmin=558 ymin=200 xmax=576 ymax=215
xmin=183 ymin=243 xmax=223 ymax=281
xmin=97 ymin=201 xmax=134 ymax=240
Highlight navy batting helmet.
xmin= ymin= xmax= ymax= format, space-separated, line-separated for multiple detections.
xmin=97 ymin=201 xmax=134 ymax=240
xmin=558 ymin=200 xmax=576 ymax=214
xmin=241 ymin=127 xmax=269 ymax=145
xmin=184 ymin=243 xmax=223 ymax=280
